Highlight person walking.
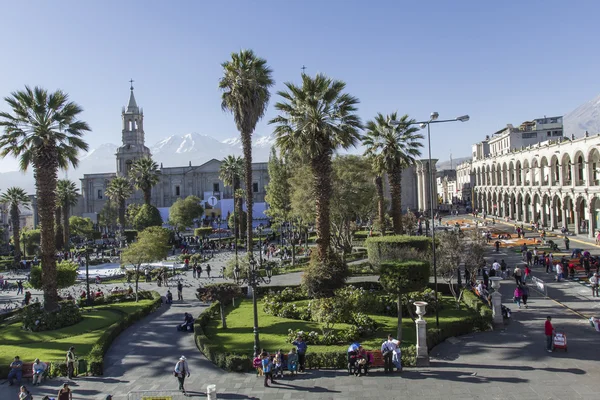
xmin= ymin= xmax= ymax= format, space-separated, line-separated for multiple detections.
xmin=544 ymin=316 xmax=554 ymax=352
xmin=513 ymin=265 xmax=523 ymax=285
xmin=590 ymin=273 xmax=599 ymax=297
xmin=261 ymin=352 xmax=276 ymax=387
xmin=57 ymin=383 xmax=73 ymax=400
xmin=381 ymin=334 xmax=398 ymax=374
xmin=513 ymin=285 xmax=523 ymax=308
xmin=292 ymin=336 xmax=307 ymax=372
xmin=206 ymin=264 xmax=211 ymax=278
xmin=65 ymin=347 xmax=76 ymax=380
xmin=521 ymin=283 xmax=530 ymax=308
xmin=16 ymin=280 xmax=23 ymax=295
xmin=177 ymin=281 xmax=183 ymax=301
xmin=173 ymin=356 xmax=190 ymax=394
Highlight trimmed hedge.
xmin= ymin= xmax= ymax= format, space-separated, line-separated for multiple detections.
xmin=365 ymin=235 xmax=431 ymax=266
xmin=194 ymin=227 xmax=213 ymax=237
xmin=461 ymin=290 xmax=493 ymax=330
xmin=194 ymin=301 xmax=252 ymax=372
xmin=87 ymin=290 xmax=162 ymax=375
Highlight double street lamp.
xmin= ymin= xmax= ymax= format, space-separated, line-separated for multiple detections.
xmin=391 ymin=112 xmax=470 ymax=328
xmin=233 ymin=256 xmax=273 ymax=357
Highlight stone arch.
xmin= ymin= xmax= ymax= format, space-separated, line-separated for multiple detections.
xmin=552 ymin=195 xmax=562 ymax=229
xmin=522 ymin=159 xmax=530 ymax=186
xmin=540 ymin=156 xmax=550 ymax=186
xmin=485 ymin=164 xmax=491 ymax=186
xmin=574 ymin=150 xmax=586 ymax=186
xmin=524 ymin=193 xmax=532 ymax=222
xmin=510 ymin=192 xmax=517 ymax=220
xmin=491 ymin=164 xmax=497 ymax=186
xmin=550 ymin=154 xmax=560 ymax=186
xmin=531 ymin=157 xmax=540 ymax=186
xmin=501 ymin=162 xmax=508 ymax=186
xmin=532 ymin=193 xmax=542 ymax=224
xmin=575 ymin=196 xmax=588 ymax=234
xmin=516 ymin=192 xmax=524 ymax=221
xmin=561 ymin=153 xmax=572 ymax=185
xmin=590 ymin=196 xmax=600 ymax=237
xmin=587 ymin=148 xmax=600 ymax=186
xmin=509 ymin=161 xmax=515 ymax=186
xmin=563 ymin=195 xmax=575 ymax=231
xmin=516 ymin=160 xmax=523 ymax=185
xmin=541 ymin=193 xmax=551 ymax=228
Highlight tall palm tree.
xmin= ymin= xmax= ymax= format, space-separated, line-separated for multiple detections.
xmin=219 ymin=50 xmax=274 ymax=254
xmin=363 ymin=113 xmax=423 ymax=234
xmin=219 ymin=155 xmax=244 ymax=239
xmin=56 ymin=179 xmax=79 ymax=251
xmin=0 ymin=86 xmax=90 ymax=311
xmin=0 ymin=187 xmax=30 ymax=268
xmin=130 ymin=157 xmax=160 ymax=205
xmin=363 ymin=146 xmax=387 ymax=236
xmin=105 ymin=176 xmax=133 ymax=229
xmin=270 ymin=73 xmax=362 ymax=261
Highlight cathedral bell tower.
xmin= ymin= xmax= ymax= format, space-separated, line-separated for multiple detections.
xmin=116 ymin=80 xmax=151 ymax=177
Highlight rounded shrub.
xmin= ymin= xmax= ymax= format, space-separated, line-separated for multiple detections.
xmin=365 ymin=235 xmax=431 ymax=266
xmin=301 ymin=251 xmax=348 ymax=298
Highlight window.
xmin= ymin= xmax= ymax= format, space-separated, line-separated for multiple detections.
xmin=213 ymin=183 xmax=220 ymax=193
xmin=253 ymin=182 xmax=259 ymax=193
xmin=97 ymin=190 xmax=103 ymax=200
xmin=175 ymin=185 xmax=180 ymax=196
xmin=522 ymin=132 xmax=537 ymax=139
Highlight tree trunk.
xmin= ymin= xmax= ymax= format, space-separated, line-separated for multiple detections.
xmin=389 ymin=167 xmax=403 ymax=234
xmin=135 ymin=265 xmax=139 ymax=302
xmin=397 ymin=294 xmax=403 ymax=341
xmin=55 ymin=206 xmax=63 ymax=251
xmin=34 ymin=148 xmax=60 ymax=311
xmin=234 ymin=178 xmax=242 ymax=240
xmin=11 ymin=204 xmax=21 ymax=269
xmin=241 ymin=131 xmax=254 ymax=257
xmin=143 ymin=188 xmax=151 ymax=205
xmin=220 ymin=302 xmax=227 ymax=329
xmin=118 ymin=199 xmax=126 ymax=229
xmin=375 ymin=175 xmax=386 ymax=236
xmin=311 ymin=148 xmax=333 ymax=262
xmin=63 ymin=202 xmax=70 ymax=253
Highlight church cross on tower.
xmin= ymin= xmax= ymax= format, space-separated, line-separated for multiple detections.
xmin=129 ymin=79 xmax=134 ymax=90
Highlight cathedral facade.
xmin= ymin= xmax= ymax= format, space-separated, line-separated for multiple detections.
xmin=79 ymin=87 xmax=269 ymax=223
xmin=77 ymin=86 xmax=435 ymax=225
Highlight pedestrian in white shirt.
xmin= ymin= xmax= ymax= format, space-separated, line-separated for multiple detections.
xmin=590 ymin=273 xmax=599 ymax=297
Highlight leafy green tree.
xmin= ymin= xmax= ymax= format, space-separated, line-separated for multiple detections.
xmin=196 ymin=283 xmax=242 ymax=329
xmin=463 ymin=229 xmax=487 ymax=286
xmin=130 ymin=157 xmax=161 ymax=205
xmin=168 ymin=195 xmax=204 ymax=232
xmin=220 ymin=50 xmax=274 ymax=255
xmin=22 ymin=229 xmax=41 ymax=257
xmin=126 ymin=203 xmax=142 ymax=227
xmin=121 ymin=226 xmax=170 ymax=301
xmin=228 ymin=210 xmax=247 ymax=238
xmin=0 ymin=187 xmax=30 ymax=268
xmin=98 ymin=200 xmax=119 ymax=232
xmin=69 ymin=216 xmax=93 ymax=238
xmin=219 ymin=155 xmax=244 ymax=239
xmin=379 ymin=260 xmax=430 ymax=341
xmin=30 ymin=260 xmax=78 ymax=290
xmin=330 ymin=155 xmax=376 ymax=255
xmin=302 ymin=251 xmax=348 ymax=298
xmin=133 ymin=204 xmax=163 ymax=230
xmin=57 ymin=179 xmax=78 ymax=251
xmin=0 ymin=86 xmax=90 ymax=311
xmin=364 ymin=148 xmax=387 ymax=236
xmin=437 ymin=231 xmax=465 ymax=308
xmin=265 ymin=148 xmax=291 ymax=224
xmin=363 ymin=113 xmax=423 ymax=234
xmin=270 ymin=73 xmax=362 ymax=263
xmin=105 ymin=176 xmax=133 ymax=229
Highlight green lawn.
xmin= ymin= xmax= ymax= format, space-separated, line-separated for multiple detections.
xmin=0 ymin=299 xmax=154 ymax=365
xmin=205 ymin=297 xmax=472 ymax=355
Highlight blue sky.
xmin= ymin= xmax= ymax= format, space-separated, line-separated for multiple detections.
xmin=1 ymin=0 xmax=599 ymax=172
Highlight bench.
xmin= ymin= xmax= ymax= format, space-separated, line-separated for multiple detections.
xmin=21 ymin=362 xmax=48 ymax=383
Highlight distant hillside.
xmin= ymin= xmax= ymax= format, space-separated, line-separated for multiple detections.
xmin=436 ymin=156 xmax=471 ymax=171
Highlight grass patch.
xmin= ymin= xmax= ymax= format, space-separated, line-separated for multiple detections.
xmin=0 ymin=299 xmax=154 ymax=366
xmin=205 ymin=296 xmax=471 ymax=355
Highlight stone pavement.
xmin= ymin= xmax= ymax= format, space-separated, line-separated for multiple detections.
xmin=2 ymin=217 xmax=600 ymax=399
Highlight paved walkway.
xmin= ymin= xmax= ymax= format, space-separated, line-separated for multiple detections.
xmin=1 ymin=216 xmax=599 ymax=399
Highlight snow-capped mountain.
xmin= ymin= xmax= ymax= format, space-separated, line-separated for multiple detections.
xmin=563 ymin=93 xmax=600 ymax=137
xmin=0 ymin=133 xmax=275 ymax=193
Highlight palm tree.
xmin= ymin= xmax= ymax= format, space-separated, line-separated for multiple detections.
xmin=105 ymin=177 xmax=133 ymax=229
xmin=56 ymin=179 xmax=79 ymax=251
xmin=363 ymin=113 xmax=423 ymax=234
xmin=363 ymin=147 xmax=387 ymax=236
xmin=0 ymin=187 xmax=30 ymax=268
xmin=219 ymin=50 xmax=274 ymax=254
xmin=219 ymin=155 xmax=244 ymax=239
xmin=270 ymin=73 xmax=362 ymax=261
xmin=0 ymin=86 xmax=90 ymax=311
xmin=130 ymin=157 xmax=160 ymax=205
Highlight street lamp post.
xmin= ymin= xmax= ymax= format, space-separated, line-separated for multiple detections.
xmin=233 ymin=256 xmax=272 ymax=356
xmin=257 ymin=224 xmax=264 ymax=265
xmin=217 ymin=217 xmax=222 ymax=250
xmin=391 ymin=113 xmax=470 ymax=329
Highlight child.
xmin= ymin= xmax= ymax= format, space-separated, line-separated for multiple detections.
xmin=273 ymin=349 xmax=284 ymax=378
xmin=514 ymin=285 xmax=523 ymax=308
xmin=253 ymin=354 xmax=263 ymax=376
xmin=287 ymin=348 xmax=298 ymax=376
xmin=261 ymin=352 xmax=276 ymax=387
